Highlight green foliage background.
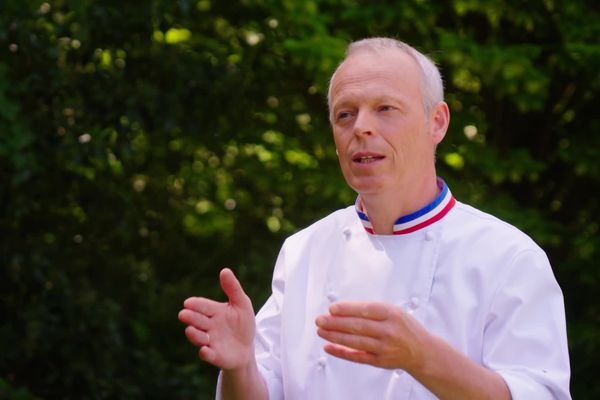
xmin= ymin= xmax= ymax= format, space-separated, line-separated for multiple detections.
xmin=1 ymin=0 xmax=598 ymax=398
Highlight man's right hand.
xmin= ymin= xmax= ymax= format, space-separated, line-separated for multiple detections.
xmin=178 ymin=268 xmax=256 ymax=371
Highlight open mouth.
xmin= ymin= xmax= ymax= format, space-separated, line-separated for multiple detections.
xmin=353 ymin=155 xmax=385 ymax=164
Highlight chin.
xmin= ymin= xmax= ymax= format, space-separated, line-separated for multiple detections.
xmin=347 ymin=178 xmax=388 ymax=195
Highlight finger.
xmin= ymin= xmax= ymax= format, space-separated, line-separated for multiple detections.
xmin=316 ymin=315 xmax=381 ymax=338
xmin=199 ymin=345 xmax=217 ymax=363
xmin=183 ymin=297 xmax=221 ymax=317
xmin=184 ymin=325 xmax=210 ymax=347
xmin=317 ymin=327 xmax=380 ymax=353
xmin=219 ymin=268 xmax=249 ymax=307
xmin=179 ymin=309 xmax=212 ymax=330
xmin=330 ymin=301 xmax=390 ymax=321
xmin=323 ymin=343 xmax=378 ymax=366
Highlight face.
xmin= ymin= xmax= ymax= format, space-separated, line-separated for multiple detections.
xmin=329 ymin=49 xmax=448 ymax=197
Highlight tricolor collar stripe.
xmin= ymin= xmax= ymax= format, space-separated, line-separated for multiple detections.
xmin=395 ymin=181 xmax=449 ymax=223
xmin=357 ymin=210 xmax=369 ymax=222
xmin=393 ymin=196 xmax=455 ymax=234
xmin=355 ymin=178 xmax=455 ymax=235
xmin=392 ymin=187 xmax=453 ymax=232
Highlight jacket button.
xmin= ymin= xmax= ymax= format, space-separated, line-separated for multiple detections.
xmin=326 ymin=291 xmax=339 ymax=302
xmin=343 ymin=228 xmax=352 ymax=239
xmin=317 ymin=356 xmax=326 ymax=369
xmin=409 ymin=296 xmax=420 ymax=310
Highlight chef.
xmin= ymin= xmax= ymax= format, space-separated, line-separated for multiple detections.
xmin=179 ymin=37 xmax=571 ymax=400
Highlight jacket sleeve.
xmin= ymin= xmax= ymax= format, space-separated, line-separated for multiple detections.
xmin=482 ymin=248 xmax=571 ymax=400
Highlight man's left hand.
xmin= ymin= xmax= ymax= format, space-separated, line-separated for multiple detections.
xmin=315 ymin=301 xmax=431 ymax=372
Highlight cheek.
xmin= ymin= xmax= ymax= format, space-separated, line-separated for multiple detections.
xmin=388 ymin=135 xmax=411 ymax=158
xmin=332 ymin=130 xmax=351 ymax=153
xmin=387 ymin=136 xmax=425 ymax=169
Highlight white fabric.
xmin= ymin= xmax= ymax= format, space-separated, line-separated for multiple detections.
xmin=217 ymin=201 xmax=571 ymax=399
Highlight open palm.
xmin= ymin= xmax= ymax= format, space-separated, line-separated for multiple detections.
xmin=179 ymin=268 xmax=256 ymax=371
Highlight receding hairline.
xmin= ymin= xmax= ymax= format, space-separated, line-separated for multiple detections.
xmin=328 ymin=49 xmax=423 ymax=111
xmin=327 ymin=38 xmax=444 ymax=118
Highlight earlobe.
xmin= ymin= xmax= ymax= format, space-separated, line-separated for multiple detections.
xmin=430 ymin=102 xmax=450 ymax=144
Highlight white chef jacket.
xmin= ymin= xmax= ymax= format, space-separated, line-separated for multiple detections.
xmin=216 ymin=192 xmax=571 ymax=399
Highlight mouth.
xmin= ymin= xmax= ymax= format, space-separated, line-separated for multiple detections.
xmin=352 ymin=153 xmax=385 ymax=164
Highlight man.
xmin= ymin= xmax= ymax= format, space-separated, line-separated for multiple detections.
xmin=178 ymin=38 xmax=571 ymax=399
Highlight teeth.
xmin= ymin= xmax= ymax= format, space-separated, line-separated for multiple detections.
xmin=359 ymin=156 xmax=377 ymax=163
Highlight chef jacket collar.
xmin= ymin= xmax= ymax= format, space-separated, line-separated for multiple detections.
xmin=355 ymin=177 xmax=456 ymax=235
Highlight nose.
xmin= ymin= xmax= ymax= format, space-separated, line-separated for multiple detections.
xmin=352 ymin=109 xmax=376 ymax=137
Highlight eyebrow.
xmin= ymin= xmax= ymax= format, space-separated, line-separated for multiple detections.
xmin=332 ymin=94 xmax=408 ymax=112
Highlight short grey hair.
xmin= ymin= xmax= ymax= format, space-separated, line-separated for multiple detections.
xmin=327 ymin=37 xmax=444 ymax=117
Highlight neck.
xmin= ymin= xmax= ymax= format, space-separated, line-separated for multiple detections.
xmin=360 ymin=175 xmax=440 ymax=235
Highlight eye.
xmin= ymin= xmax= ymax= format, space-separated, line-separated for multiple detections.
xmin=378 ymin=105 xmax=395 ymax=112
xmin=336 ymin=111 xmax=353 ymax=121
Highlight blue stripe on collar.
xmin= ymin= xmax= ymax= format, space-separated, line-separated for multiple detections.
xmin=355 ymin=178 xmax=455 ymax=235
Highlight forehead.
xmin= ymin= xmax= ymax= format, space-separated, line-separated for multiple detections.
xmin=330 ymin=49 xmax=423 ymax=106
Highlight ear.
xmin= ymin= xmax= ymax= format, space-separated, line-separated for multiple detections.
xmin=429 ymin=101 xmax=450 ymax=145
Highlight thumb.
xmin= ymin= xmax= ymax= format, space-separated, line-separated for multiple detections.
xmin=219 ymin=268 xmax=250 ymax=307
